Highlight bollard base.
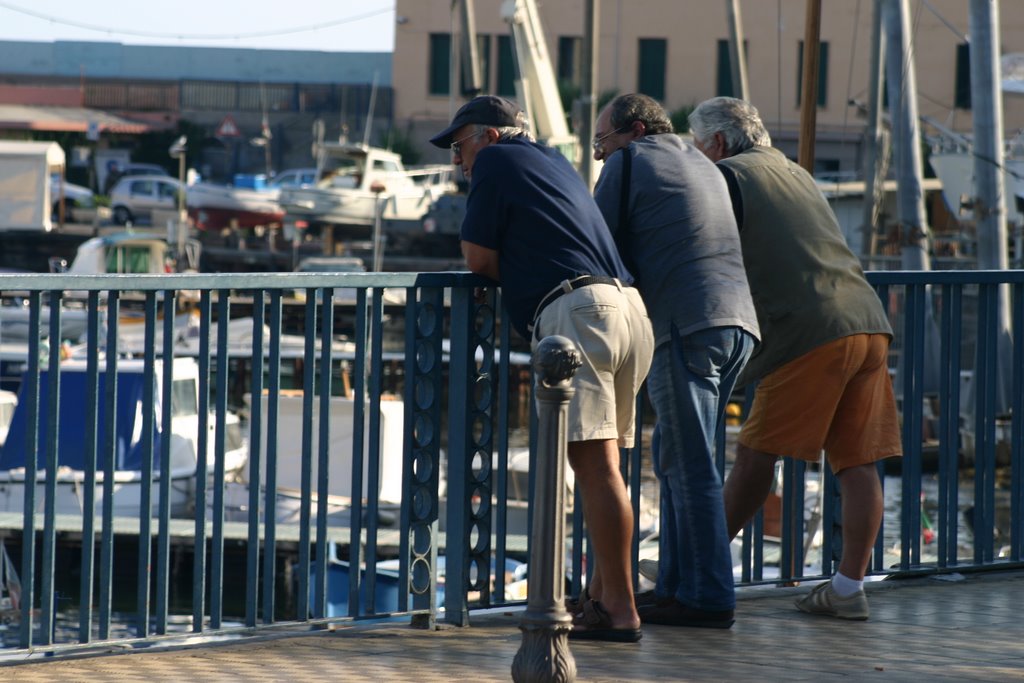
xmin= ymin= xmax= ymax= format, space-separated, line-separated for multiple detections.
xmin=512 ymin=622 xmax=576 ymax=683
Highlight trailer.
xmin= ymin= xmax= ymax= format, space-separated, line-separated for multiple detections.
xmin=0 ymin=141 xmax=65 ymax=232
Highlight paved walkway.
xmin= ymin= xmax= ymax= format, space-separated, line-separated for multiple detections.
xmin=3 ymin=570 xmax=1024 ymax=682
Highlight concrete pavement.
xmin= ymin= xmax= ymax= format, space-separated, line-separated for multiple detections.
xmin=3 ymin=569 xmax=1024 ymax=682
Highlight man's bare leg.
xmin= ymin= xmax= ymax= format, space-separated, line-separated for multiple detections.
xmin=835 ymin=462 xmax=883 ymax=580
xmin=723 ymin=443 xmax=779 ymax=540
xmin=568 ymin=439 xmax=639 ymax=630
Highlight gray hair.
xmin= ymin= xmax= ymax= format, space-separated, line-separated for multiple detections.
xmin=470 ymin=122 xmax=535 ymax=143
xmin=495 ymin=126 xmax=535 ymax=142
xmin=688 ymin=97 xmax=772 ymax=155
xmin=607 ymin=93 xmax=673 ymax=135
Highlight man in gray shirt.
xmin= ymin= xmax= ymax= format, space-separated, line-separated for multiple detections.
xmin=592 ymin=93 xmax=760 ymax=628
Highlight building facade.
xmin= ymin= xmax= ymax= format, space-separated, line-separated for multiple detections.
xmin=392 ymin=0 xmax=1024 ymax=173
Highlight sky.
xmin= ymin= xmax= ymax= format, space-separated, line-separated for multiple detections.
xmin=0 ymin=0 xmax=396 ymax=52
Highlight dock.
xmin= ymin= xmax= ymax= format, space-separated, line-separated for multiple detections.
xmin=0 ymin=512 xmax=530 ymax=555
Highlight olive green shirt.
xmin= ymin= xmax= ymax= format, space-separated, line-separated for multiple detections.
xmin=717 ymin=146 xmax=892 ymax=386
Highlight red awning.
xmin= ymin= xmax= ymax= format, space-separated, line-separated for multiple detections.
xmin=0 ymin=104 xmax=158 ymax=135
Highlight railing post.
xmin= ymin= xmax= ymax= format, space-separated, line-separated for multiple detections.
xmin=513 ymin=335 xmax=578 ymax=683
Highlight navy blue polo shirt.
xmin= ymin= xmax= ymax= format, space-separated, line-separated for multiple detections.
xmin=460 ymin=138 xmax=632 ymax=338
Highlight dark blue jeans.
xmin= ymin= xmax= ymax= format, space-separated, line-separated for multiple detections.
xmin=647 ymin=325 xmax=755 ymax=611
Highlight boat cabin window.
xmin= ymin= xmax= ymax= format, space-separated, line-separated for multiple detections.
xmin=171 ymin=378 xmax=198 ymax=417
xmin=105 ymin=245 xmax=155 ymax=274
xmin=320 ymin=157 xmax=361 ymax=187
xmin=372 ymin=159 xmax=400 ymax=173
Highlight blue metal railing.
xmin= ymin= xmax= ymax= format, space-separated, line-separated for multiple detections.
xmin=0 ymin=268 xmax=1020 ymax=659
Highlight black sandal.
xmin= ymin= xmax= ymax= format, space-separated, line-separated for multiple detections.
xmin=569 ymin=599 xmax=642 ymax=643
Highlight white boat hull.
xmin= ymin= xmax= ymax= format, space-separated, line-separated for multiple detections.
xmin=280 ymin=185 xmax=443 ymax=228
xmin=929 ymin=152 xmax=1024 ymax=225
xmin=0 ymin=469 xmax=195 ymax=517
xmin=187 ymin=183 xmax=284 ymax=230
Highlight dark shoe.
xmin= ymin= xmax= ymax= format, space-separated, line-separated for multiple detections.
xmin=569 ymin=599 xmax=642 ymax=643
xmin=634 ymin=590 xmax=668 ymax=609
xmin=638 ymin=598 xmax=735 ymax=629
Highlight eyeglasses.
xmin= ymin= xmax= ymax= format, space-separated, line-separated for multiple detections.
xmin=591 ymin=124 xmax=632 ymax=152
xmin=450 ymin=130 xmax=480 ymax=156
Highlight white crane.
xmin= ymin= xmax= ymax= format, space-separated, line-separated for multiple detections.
xmin=499 ymin=0 xmax=578 ymax=161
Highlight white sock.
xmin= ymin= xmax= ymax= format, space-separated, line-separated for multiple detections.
xmin=830 ymin=572 xmax=863 ymax=598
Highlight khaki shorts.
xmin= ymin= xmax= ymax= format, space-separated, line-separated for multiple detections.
xmin=738 ymin=333 xmax=902 ymax=473
xmin=532 ymin=283 xmax=654 ymax=448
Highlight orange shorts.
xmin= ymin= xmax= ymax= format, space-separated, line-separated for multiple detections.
xmin=738 ymin=333 xmax=902 ymax=473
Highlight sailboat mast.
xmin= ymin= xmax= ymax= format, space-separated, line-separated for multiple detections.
xmin=861 ymin=0 xmax=888 ymax=264
xmin=969 ymin=0 xmax=1010 ymax=272
xmin=969 ymin=0 xmax=1013 ymax=415
xmin=797 ymin=0 xmax=822 ymax=173
xmin=883 ymin=0 xmax=931 ymax=271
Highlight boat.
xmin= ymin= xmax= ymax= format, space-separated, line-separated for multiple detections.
xmin=0 ymin=539 xmax=21 ymax=625
xmin=66 ymin=232 xmax=172 ymax=276
xmin=243 ymin=389 xmax=406 ymax=525
xmin=0 ymin=298 xmax=90 ymax=343
xmin=925 ymin=53 xmax=1024 ymax=229
xmin=310 ymin=545 xmax=526 ymax=616
xmin=0 ymin=389 xmax=14 ymax=448
xmin=927 ymin=145 xmax=1024 ymax=227
xmin=0 ymin=356 xmax=247 ymax=518
xmin=278 ymin=142 xmax=454 ymax=234
xmin=187 ymin=175 xmax=285 ymax=231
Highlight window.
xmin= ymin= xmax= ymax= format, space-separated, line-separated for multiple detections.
xmin=373 ymin=159 xmax=400 ymax=173
xmin=716 ymin=39 xmax=749 ymax=97
xmin=429 ymin=33 xmax=451 ymax=96
xmin=955 ymin=43 xmax=971 ymax=110
xmin=158 ymin=182 xmax=178 ymax=200
xmin=171 ymin=379 xmax=198 ymax=417
xmin=637 ymin=39 xmax=667 ymax=101
xmin=497 ymin=35 xmax=517 ymax=97
xmin=106 ymin=246 xmax=152 ymax=274
xmin=558 ymin=36 xmax=582 ymax=86
xmin=796 ymin=40 xmax=829 ymax=108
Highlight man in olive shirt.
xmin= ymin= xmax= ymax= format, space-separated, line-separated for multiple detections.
xmin=690 ymin=96 xmax=902 ymax=620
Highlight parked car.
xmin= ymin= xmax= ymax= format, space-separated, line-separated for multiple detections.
xmin=109 ymin=175 xmax=183 ymax=225
xmin=269 ymin=168 xmax=317 ymax=188
xmin=102 ymin=162 xmax=170 ymax=193
xmin=49 ymin=174 xmax=101 ymax=224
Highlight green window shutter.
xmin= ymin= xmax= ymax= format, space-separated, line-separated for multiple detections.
xmin=558 ymin=36 xmax=582 ymax=85
xmin=717 ymin=39 xmax=733 ymax=97
xmin=497 ymin=35 xmax=517 ymax=97
xmin=818 ymin=41 xmax=829 ymax=107
xmin=955 ymin=43 xmax=971 ymax=110
xmin=429 ymin=33 xmax=451 ymax=96
xmin=796 ymin=40 xmax=829 ymax=108
xmin=638 ymin=39 xmax=667 ymax=101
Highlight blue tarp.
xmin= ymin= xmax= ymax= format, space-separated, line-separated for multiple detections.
xmin=0 ymin=368 xmax=163 ymax=472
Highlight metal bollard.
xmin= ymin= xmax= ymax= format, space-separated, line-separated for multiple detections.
xmin=512 ymin=335 xmax=579 ymax=683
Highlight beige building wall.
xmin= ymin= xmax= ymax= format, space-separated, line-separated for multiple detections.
xmin=393 ymin=0 xmax=1024 ymax=171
